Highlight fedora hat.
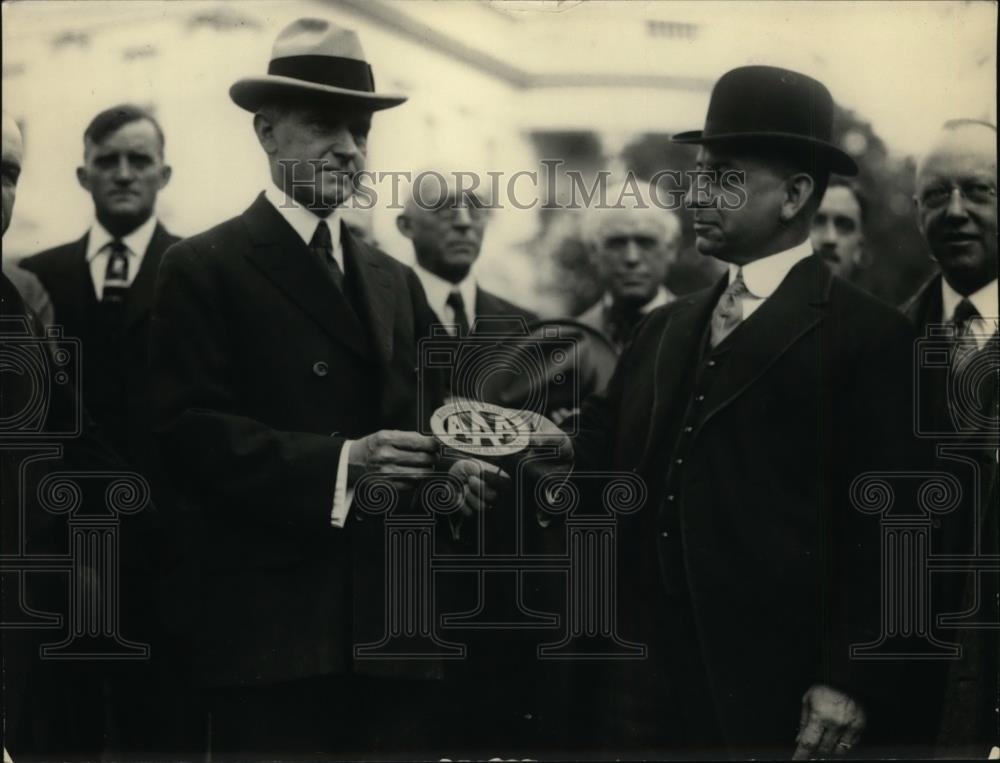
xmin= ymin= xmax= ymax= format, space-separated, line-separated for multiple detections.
xmin=672 ymin=65 xmax=858 ymax=176
xmin=230 ymin=18 xmax=406 ymax=112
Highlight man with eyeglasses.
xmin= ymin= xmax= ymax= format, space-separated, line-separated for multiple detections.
xmin=397 ymin=171 xmax=536 ymax=341
xmin=902 ymin=118 xmax=998 ymax=759
xmin=397 ymin=172 xmax=555 ymax=753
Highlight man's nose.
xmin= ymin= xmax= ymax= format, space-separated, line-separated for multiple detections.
xmin=113 ymin=155 xmax=134 ymax=182
xmin=330 ymin=127 xmax=361 ymax=162
xmin=622 ymin=240 xmax=642 ymax=264
xmin=451 ymin=205 xmax=473 ymax=229
xmin=944 ymin=187 xmax=971 ymax=220
xmin=818 ymin=221 xmax=839 ymax=246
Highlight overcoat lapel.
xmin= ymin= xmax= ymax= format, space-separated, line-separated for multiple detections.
xmin=698 ymin=256 xmax=831 ymax=431
xmin=72 ymin=233 xmax=98 ymax=316
xmin=639 ymin=255 xmax=832 ymax=470
xmin=343 ymin=224 xmax=394 ymax=367
xmin=241 ymin=194 xmax=369 ymax=358
xmin=124 ymin=223 xmax=170 ymax=328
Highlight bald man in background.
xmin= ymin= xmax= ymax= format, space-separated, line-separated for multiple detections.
xmin=0 ymin=114 xmax=53 ymax=326
xmin=902 ymin=119 xmax=998 ymax=758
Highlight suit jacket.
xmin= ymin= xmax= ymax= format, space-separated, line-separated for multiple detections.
xmin=473 ymin=287 xmax=537 ymax=334
xmin=149 ymin=193 xmax=444 ymax=687
xmin=3 ymin=262 xmax=54 ymax=327
xmin=572 ymin=255 xmax=919 ymax=751
xmin=901 ymin=273 xmax=999 ymax=753
xmin=1 ymin=272 xmax=132 ymax=756
xmin=20 ymin=223 xmax=180 ymax=491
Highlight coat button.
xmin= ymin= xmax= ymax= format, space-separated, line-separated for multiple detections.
xmin=667 ymin=494 xmax=676 ymax=502
xmin=313 ymin=361 xmax=329 ymax=377
xmin=683 ymin=426 xmax=693 ymax=434
xmin=695 ymin=394 xmax=705 ymax=402
xmin=661 ymin=531 xmax=670 ymax=538
xmin=707 ymin=360 xmax=716 ymax=368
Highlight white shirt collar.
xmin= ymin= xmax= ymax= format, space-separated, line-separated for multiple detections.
xmin=264 ymin=187 xmax=343 ymax=269
xmin=728 ymin=239 xmax=814 ymax=298
xmin=941 ymin=276 xmax=999 ymax=322
xmin=413 ymin=262 xmax=477 ymax=328
xmin=86 ymin=214 xmax=158 ymax=261
xmin=602 ymin=285 xmax=674 ymax=314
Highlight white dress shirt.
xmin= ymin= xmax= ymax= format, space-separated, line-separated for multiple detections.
xmin=413 ymin=263 xmax=477 ymax=334
xmin=941 ymin=276 xmax=999 ymax=350
xmin=726 ymin=239 xmax=814 ymax=319
xmin=263 ymin=189 xmax=353 ymax=528
xmin=86 ymin=214 xmax=158 ymax=299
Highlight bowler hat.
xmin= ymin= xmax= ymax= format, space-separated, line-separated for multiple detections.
xmin=230 ymin=18 xmax=406 ymax=112
xmin=672 ymin=65 xmax=858 ymax=176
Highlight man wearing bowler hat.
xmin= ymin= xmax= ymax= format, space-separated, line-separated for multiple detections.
xmin=150 ymin=18 xmax=449 ymax=756
xmin=516 ymin=66 xmax=923 ymax=757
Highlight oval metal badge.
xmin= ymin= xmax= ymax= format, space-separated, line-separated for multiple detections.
xmin=430 ymin=400 xmax=531 ymax=458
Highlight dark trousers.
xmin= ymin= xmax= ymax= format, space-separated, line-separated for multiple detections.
xmin=204 ymin=675 xmax=446 ymax=761
xmin=572 ymin=590 xmax=721 ymax=759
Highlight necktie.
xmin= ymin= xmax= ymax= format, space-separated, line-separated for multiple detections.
xmin=102 ymin=240 xmax=129 ymax=304
xmin=607 ymin=304 xmax=644 ymax=349
xmin=710 ymin=268 xmax=750 ymax=348
xmin=951 ymin=297 xmax=981 ymax=373
xmin=310 ymin=220 xmax=344 ymax=291
xmin=446 ymin=289 xmax=471 ymax=337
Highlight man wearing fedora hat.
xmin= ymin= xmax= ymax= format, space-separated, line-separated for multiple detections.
xmin=150 ymin=18 xmax=451 ymax=756
xmin=518 ymin=66 xmax=923 ymax=757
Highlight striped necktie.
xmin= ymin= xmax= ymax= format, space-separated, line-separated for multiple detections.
xmin=710 ymin=268 xmax=750 ymax=348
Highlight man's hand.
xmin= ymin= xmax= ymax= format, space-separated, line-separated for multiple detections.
xmin=511 ymin=410 xmax=574 ymax=462
xmin=348 ymin=430 xmax=439 ymax=489
xmin=793 ymin=684 xmax=866 ymax=759
xmin=448 ymin=458 xmax=511 ymax=516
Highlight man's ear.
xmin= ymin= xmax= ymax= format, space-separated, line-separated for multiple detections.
xmin=780 ymin=173 xmax=815 ymax=223
xmin=395 ymin=213 xmax=413 ymax=240
xmin=76 ymin=166 xmax=91 ymax=192
xmin=158 ymin=164 xmax=173 ymax=190
xmin=253 ymin=113 xmax=278 ymax=155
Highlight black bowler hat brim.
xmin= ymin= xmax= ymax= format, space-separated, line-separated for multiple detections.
xmin=230 ymin=76 xmax=407 ymax=113
xmin=671 ymin=130 xmax=859 ymax=177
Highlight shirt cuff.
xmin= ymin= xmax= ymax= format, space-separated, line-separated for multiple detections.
xmin=331 ymin=439 xmax=355 ymax=528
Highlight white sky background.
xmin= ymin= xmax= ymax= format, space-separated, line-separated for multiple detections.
xmin=479 ymin=0 xmax=997 ymax=158
xmin=4 ymin=0 xmax=995 ymax=158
